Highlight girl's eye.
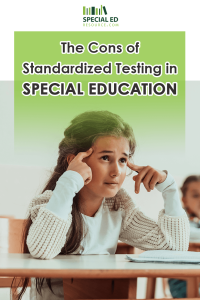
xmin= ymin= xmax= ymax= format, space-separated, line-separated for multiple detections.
xmin=101 ymin=155 xmax=109 ymax=161
xmin=193 ymin=194 xmax=200 ymax=198
xmin=101 ymin=156 xmax=127 ymax=163
xmin=120 ymin=158 xmax=127 ymax=164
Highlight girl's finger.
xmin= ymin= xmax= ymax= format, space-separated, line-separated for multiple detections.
xmin=142 ymin=168 xmax=155 ymax=192
xmin=84 ymin=174 xmax=92 ymax=185
xmin=127 ymin=161 xmax=144 ymax=173
xmin=76 ymin=148 xmax=93 ymax=161
xmin=132 ymin=175 xmax=137 ymax=181
xmin=66 ymin=154 xmax=75 ymax=165
xmin=149 ymin=172 xmax=160 ymax=190
xmin=134 ymin=165 xmax=152 ymax=193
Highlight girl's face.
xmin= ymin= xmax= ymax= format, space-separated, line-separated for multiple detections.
xmin=182 ymin=181 xmax=200 ymax=218
xmin=81 ymin=136 xmax=130 ymax=199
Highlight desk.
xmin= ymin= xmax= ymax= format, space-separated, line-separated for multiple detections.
xmin=116 ymin=241 xmax=134 ymax=254
xmin=189 ymin=240 xmax=200 ymax=252
xmin=1 ymin=253 xmax=200 ymax=299
xmin=146 ymin=241 xmax=200 ymax=299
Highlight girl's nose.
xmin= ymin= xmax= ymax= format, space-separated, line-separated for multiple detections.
xmin=110 ymin=163 xmax=121 ymax=177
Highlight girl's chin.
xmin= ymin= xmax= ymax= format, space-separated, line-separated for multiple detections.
xmin=88 ymin=185 xmax=120 ymax=198
xmin=103 ymin=187 xmax=119 ymax=198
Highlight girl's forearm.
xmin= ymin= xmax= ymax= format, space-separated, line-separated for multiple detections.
xmin=46 ymin=170 xmax=84 ymax=220
xmin=156 ymin=172 xmax=184 ymax=217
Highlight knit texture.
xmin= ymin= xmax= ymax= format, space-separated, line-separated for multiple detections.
xmin=27 ymin=188 xmax=190 ymax=259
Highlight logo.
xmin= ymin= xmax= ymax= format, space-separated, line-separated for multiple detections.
xmin=83 ymin=5 xmax=107 ymax=16
xmin=83 ymin=5 xmax=119 ymax=27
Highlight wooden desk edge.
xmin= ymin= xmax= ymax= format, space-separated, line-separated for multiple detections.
xmin=189 ymin=242 xmax=200 ymax=246
xmin=1 ymin=269 xmax=200 ymax=278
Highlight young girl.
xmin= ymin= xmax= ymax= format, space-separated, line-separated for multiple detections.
xmin=182 ymin=175 xmax=200 ymax=239
xmin=168 ymin=175 xmax=200 ymax=298
xmin=16 ymin=111 xmax=189 ymax=300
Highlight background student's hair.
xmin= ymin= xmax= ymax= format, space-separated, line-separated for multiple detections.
xmin=14 ymin=110 xmax=136 ymax=300
xmin=181 ymin=175 xmax=200 ymax=197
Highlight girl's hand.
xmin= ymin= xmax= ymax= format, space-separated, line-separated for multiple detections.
xmin=67 ymin=148 xmax=93 ymax=185
xmin=127 ymin=161 xmax=167 ymax=194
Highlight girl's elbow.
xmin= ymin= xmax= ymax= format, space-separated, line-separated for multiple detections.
xmin=27 ymin=240 xmax=53 ymax=259
xmin=28 ymin=247 xmax=56 ymax=260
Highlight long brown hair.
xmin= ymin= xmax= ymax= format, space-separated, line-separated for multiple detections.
xmin=12 ymin=110 xmax=136 ymax=299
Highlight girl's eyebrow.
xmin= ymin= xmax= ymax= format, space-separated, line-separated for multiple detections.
xmin=98 ymin=150 xmax=129 ymax=157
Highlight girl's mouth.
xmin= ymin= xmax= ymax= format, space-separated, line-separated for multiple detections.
xmin=104 ymin=183 xmax=118 ymax=188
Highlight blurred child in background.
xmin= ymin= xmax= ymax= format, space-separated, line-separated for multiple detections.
xmin=168 ymin=175 xmax=200 ymax=298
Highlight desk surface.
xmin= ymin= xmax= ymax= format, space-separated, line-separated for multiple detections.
xmin=0 ymin=253 xmax=200 ymax=278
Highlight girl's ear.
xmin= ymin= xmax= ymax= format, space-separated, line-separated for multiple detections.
xmin=67 ymin=154 xmax=75 ymax=165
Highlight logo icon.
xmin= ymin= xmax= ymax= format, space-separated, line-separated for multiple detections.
xmin=83 ymin=5 xmax=107 ymax=15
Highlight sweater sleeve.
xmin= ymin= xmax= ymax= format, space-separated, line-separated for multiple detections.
xmin=155 ymin=171 xmax=184 ymax=217
xmin=119 ymin=175 xmax=190 ymax=251
xmin=26 ymin=171 xmax=84 ymax=259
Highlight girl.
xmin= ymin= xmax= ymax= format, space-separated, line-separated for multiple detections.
xmin=182 ymin=175 xmax=200 ymax=239
xmin=15 ymin=110 xmax=189 ymax=300
xmin=168 ymin=175 xmax=200 ymax=298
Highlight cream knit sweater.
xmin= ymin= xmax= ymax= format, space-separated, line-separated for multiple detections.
xmin=26 ymin=171 xmax=190 ymax=259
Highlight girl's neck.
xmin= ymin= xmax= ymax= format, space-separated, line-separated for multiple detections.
xmin=78 ymin=188 xmax=104 ymax=217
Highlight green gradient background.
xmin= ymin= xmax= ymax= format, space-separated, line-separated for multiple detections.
xmin=14 ymin=32 xmax=185 ymax=155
